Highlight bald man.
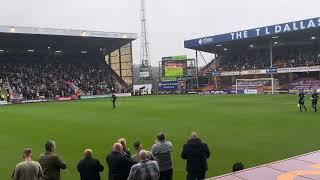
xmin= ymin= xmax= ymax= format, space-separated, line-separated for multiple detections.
xmin=77 ymin=149 xmax=104 ymax=180
xmin=128 ymin=150 xmax=160 ymax=180
xmin=106 ymin=143 xmax=135 ymax=180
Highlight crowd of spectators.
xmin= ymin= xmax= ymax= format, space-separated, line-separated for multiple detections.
xmin=221 ymin=50 xmax=320 ymax=71
xmin=0 ymin=60 xmax=116 ymax=100
xmin=12 ymin=132 xmax=214 ymax=180
xmin=288 ymin=80 xmax=320 ymax=91
xmin=235 ymin=81 xmax=271 ymax=90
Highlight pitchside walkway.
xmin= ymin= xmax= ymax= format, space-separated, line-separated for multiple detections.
xmin=209 ymin=150 xmax=320 ymax=180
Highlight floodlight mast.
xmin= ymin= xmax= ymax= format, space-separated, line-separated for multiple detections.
xmin=140 ymin=0 xmax=152 ymax=78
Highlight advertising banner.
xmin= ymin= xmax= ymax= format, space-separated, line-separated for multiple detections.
xmin=221 ymin=71 xmax=241 ymax=76
xmin=277 ymin=67 xmax=308 ymax=73
xmin=22 ymin=99 xmax=48 ymax=104
xmin=159 ymin=81 xmax=178 ymax=91
xmin=10 ymin=93 xmax=23 ymax=104
xmin=241 ymin=69 xmax=266 ymax=75
xmin=81 ymin=95 xmax=111 ymax=100
xmin=56 ymin=95 xmax=79 ymax=101
xmin=114 ymin=93 xmax=132 ymax=97
xmin=0 ymin=101 xmax=7 ymax=105
xmin=218 ymin=65 xmax=320 ymax=77
xmin=139 ymin=71 xmax=150 ymax=78
xmin=162 ymin=55 xmax=188 ymax=61
xmin=306 ymin=66 xmax=320 ymax=72
xmin=266 ymin=67 xmax=278 ymax=75
xmin=81 ymin=93 xmax=131 ymax=100
xmin=244 ymin=89 xmax=258 ymax=94
xmin=212 ymin=70 xmax=221 ymax=77
xmin=133 ymin=84 xmax=152 ymax=95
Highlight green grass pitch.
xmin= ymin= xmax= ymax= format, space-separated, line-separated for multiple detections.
xmin=1 ymin=95 xmax=319 ymax=179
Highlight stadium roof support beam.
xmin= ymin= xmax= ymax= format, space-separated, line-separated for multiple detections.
xmin=269 ymin=40 xmax=274 ymax=94
xmin=195 ymin=50 xmax=199 ymax=89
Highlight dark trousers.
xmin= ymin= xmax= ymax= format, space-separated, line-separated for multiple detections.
xmin=187 ymin=172 xmax=206 ymax=180
xmin=159 ymin=169 xmax=173 ymax=180
xmin=112 ymin=101 xmax=116 ymax=108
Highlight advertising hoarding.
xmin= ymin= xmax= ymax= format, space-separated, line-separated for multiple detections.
xmin=159 ymin=81 xmax=178 ymax=91
xmin=133 ymin=84 xmax=152 ymax=95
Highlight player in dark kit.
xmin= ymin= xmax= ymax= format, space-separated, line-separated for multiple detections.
xmin=111 ymin=94 xmax=117 ymax=109
xmin=298 ymin=91 xmax=307 ymax=112
xmin=311 ymin=91 xmax=319 ymax=112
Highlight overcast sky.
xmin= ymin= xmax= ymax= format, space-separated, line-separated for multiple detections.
xmin=0 ymin=0 xmax=319 ymax=66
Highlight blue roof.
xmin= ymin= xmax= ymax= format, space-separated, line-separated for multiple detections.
xmin=184 ymin=17 xmax=320 ymax=51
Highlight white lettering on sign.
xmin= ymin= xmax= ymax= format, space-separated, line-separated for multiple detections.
xmin=230 ymin=32 xmax=235 ymax=40
xmin=265 ymin=27 xmax=270 ymax=35
xmin=243 ymin=31 xmax=248 ymax=38
xmin=236 ymin=31 xmax=242 ymax=39
xmin=300 ymin=21 xmax=306 ymax=29
xmin=292 ymin=22 xmax=298 ymax=30
xmin=255 ymin=28 xmax=261 ymax=36
xmin=275 ymin=25 xmax=282 ymax=33
xmin=283 ymin=24 xmax=291 ymax=32
xmin=226 ymin=18 xmax=320 ymax=41
xmin=307 ymin=19 xmax=316 ymax=28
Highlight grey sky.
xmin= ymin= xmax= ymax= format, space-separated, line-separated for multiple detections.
xmin=0 ymin=0 xmax=319 ymax=66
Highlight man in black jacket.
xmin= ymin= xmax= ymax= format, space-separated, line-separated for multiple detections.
xmin=181 ymin=132 xmax=210 ymax=180
xmin=106 ymin=143 xmax=135 ymax=180
xmin=77 ymin=149 xmax=104 ymax=180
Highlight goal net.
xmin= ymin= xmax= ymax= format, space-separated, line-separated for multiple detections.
xmin=235 ymin=78 xmax=278 ymax=94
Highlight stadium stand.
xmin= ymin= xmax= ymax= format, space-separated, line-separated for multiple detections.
xmin=287 ymin=79 xmax=320 ymax=91
xmin=0 ymin=60 xmax=115 ymax=100
xmin=185 ymin=17 xmax=320 ymax=94
xmin=0 ymin=26 xmax=137 ymax=102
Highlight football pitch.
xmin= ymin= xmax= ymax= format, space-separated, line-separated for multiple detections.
xmin=1 ymin=95 xmax=319 ymax=179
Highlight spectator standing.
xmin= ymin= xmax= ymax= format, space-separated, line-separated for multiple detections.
xmin=131 ymin=141 xmax=155 ymax=163
xmin=12 ymin=148 xmax=43 ymax=180
xmin=117 ymin=138 xmax=131 ymax=158
xmin=106 ymin=143 xmax=135 ymax=180
xmin=77 ymin=149 xmax=104 ymax=180
xmin=39 ymin=140 xmax=67 ymax=180
xmin=127 ymin=150 xmax=160 ymax=180
xmin=151 ymin=132 xmax=173 ymax=180
xmin=181 ymin=132 xmax=210 ymax=180
xmin=232 ymin=162 xmax=244 ymax=172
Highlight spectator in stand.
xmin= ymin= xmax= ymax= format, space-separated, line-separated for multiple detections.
xmin=0 ymin=93 xmax=4 ymax=101
xmin=12 ymin=148 xmax=44 ymax=180
xmin=106 ymin=143 xmax=135 ymax=180
xmin=117 ymin=138 xmax=131 ymax=158
xmin=151 ymin=132 xmax=173 ymax=180
xmin=131 ymin=141 xmax=155 ymax=163
xmin=38 ymin=140 xmax=67 ymax=180
xmin=181 ymin=132 xmax=210 ymax=180
xmin=77 ymin=149 xmax=104 ymax=180
xmin=127 ymin=150 xmax=160 ymax=180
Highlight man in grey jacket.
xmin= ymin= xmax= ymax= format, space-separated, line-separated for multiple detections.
xmin=12 ymin=148 xmax=44 ymax=180
xmin=151 ymin=132 xmax=173 ymax=180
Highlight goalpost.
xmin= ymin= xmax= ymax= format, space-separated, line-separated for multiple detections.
xmin=235 ymin=78 xmax=275 ymax=95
